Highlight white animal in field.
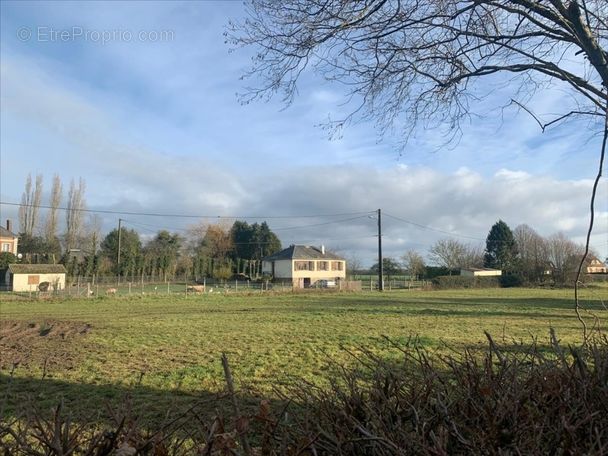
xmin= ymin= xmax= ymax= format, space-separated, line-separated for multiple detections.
xmin=106 ymin=288 xmax=117 ymax=295
xmin=187 ymin=285 xmax=205 ymax=293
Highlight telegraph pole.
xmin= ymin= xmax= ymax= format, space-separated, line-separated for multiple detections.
xmin=117 ymin=218 xmax=122 ymax=269
xmin=377 ymin=208 xmax=383 ymax=291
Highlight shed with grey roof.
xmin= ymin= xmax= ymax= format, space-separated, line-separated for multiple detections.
xmin=5 ymin=263 xmax=67 ymax=292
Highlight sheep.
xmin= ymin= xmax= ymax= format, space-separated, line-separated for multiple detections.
xmin=106 ymin=288 xmax=117 ymax=296
xmin=187 ymin=285 xmax=205 ymax=293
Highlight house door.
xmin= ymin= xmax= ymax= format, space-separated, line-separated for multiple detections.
xmin=303 ymin=278 xmax=311 ymax=288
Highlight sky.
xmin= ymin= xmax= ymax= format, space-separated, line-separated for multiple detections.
xmin=0 ymin=1 xmax=607 ymax=266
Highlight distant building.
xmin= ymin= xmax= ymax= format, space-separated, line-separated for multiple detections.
xmin=6 ymin=264 xmax=67 ymax=292
xmin=0 ymin=220 xmax=18 ymax=255
xmin=262 ymin=245 xmax=346 ymax=288
xmin=586 ymin=257 xmax=607 ymax=274
xmin=460 ymin=268 xmax=502 ymax=277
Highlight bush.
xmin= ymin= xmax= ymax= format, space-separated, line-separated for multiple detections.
xmin=2 ymin=333 xmax=606 ymax=455
xmin=432 ymin=275 xmax=501 ymax=289
xmin=500 ymin=274 xmax=524 ymax=287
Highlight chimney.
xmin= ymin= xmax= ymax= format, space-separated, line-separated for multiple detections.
xmin=6 ymin=219 xmax=12 ymax=233
xmin=321 ymin=245 xmax=325 ymax=255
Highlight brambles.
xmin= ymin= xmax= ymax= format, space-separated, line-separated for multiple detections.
xmin=2 ymin=333 xmax=607 ymax=455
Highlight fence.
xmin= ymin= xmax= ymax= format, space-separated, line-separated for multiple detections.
xmin=5 ymin=274 xmax=430 ymax=298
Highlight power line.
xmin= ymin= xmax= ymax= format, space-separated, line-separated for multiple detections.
xmin=272 ymin=215 xmax=372 ymax=231
xmin=383 ymin=212 xmax=485 ymax=241
xmin=120 ymin=219 xmax=375 ymax=245
xmin=0 ymin=201 xmax=373 ymax=220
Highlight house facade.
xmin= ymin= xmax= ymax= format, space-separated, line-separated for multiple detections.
xmin=6 ymin=264 xmax=67 ymax=292
xmin=586 ymin=257 xmax=607 ymax=274
xmin=0 ymin=220 xmax=18 ymax=255
xmin=262 ymin=245 xmax=346 ymax=288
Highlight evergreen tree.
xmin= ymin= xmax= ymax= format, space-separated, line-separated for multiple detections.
xmin=370 ymin=258 xmax=402 ymax=281
xmin=101 ymin=228 xmax=142 ymax=277
xmin=484 ymin=220 xmax=518 ymax=270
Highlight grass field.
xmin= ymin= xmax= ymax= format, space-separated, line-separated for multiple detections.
xmin=1 ymin=286 xmax=606 ymax=423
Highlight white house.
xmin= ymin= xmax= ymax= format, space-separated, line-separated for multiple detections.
xmin=262 ymin=245 xmax=346 ymax=288
xmin=586 ymin=257 xmax=607 ymax=274
xmin=460 ymin=268 xmax=502 ymax=277
xmin=6 ymin=264 xmax=67 ymax=292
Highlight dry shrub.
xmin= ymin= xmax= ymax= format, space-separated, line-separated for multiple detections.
xmin=1 ymin=331 xmax=607 ymax=455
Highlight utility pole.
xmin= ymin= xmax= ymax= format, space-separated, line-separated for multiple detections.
xmin=377 ymin=208 xmax=383 ymax=291
xmin=117 ymin=218 xmax=122 ymax=270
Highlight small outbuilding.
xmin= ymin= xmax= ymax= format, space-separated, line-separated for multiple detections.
xmin=6 ymin=264 xmax=67 ymax=292
xmin=460 ymin=267 xmax=502 ymax=277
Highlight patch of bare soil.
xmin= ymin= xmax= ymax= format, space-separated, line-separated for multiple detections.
xmin=0 ymin=320 xmax=92 ymax=371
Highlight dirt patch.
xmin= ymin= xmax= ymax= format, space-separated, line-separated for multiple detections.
xmin=0 ymin=320 xmax=92 ymax=371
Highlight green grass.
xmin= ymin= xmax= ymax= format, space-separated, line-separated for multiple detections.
xmin=1 ymin=286 xmax=606 ymax=422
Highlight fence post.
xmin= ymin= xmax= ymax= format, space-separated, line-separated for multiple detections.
xmin=167 ymin=282 xmax=170 ymax=294
xmin=235 ymin=280 xmax=238 ymax=292
xmin=87 ymin=283 xmax=91 ymax=298
xmin=96 ymin=284 xmax=99 ymax=297
xmin=129 ymin=282 xmax=132 ymax=295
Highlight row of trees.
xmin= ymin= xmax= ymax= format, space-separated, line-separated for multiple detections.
xmin=16 ymin=173 xmax=90 ymax=262
xmin=374 ymin=221 xmax=597 ymax=286
xmin=64 ymin=220 xmax=282 ymax=281
xmin=11 ymin=174 xmax=283 ymax=281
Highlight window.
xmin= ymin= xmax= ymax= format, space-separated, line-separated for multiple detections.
xmin=331 ymin=261 xmax=344 ymax=271
xmin=318 ymin=261 xmax=329 ymax=271
xmin=1 ymin=243 xmax=10 ymax=252
xmin=294 ymin=261 xmax=315 ymax=271
xmin=28 ymin=275 xmax=40 ymax=285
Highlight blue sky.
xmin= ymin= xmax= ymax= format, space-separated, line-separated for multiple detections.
xmin=1 ymin=1 xmax=606 ymax=264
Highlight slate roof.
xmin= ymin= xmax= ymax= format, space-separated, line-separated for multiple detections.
xmin=262 ymin=245 xmax=345 ymax=261
xmin=8 ymin=264 xmax=67 ymax=274
xmin=0 ymin=226 xmax=17 ymax=238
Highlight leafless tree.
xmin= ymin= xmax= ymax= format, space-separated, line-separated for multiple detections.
xmin=84 ymin=214 xmax=103 ymax=254
xmin=18 ymin=173 xmax=43 ymax=236
xmin=64 ymin=178 xmax=86 ymax=253
xmin=401 ymin=249 xmax=426 ymax=279
xmin=429 ymin=238 xmax=483 ymax=271
xmin=44 ymin=174 xmax=63 ymax=242
xmin=230 ymin=0 xmax=606 ymax=134
xmin=230 ymin=0 xmax=607 ymax=333
xmin=514 ymin=224 xmax=550 ymax=282
xmin=546 ymin=232 xmax=586 ymax=285
xmin=187 ymin=220 xmax=235 ymax=259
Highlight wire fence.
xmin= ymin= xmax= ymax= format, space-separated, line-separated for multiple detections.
xmin=4 ymin=274 xmax=430 ymax=298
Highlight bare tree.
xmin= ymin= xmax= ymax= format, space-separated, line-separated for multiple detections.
xmin=402 ymin=249 xmax=426 ymax=280
xmin=546 ymin=232 xmax=585 ymax=285
xmin=64 ymin=178 xmax=86 ymax=253
xmin=514 ymin=224 xmax=550 ymax=282
xmin=84 ymin=214 xmax=103 ymax=254
xmin=230 ymin=1 xmax=606 ymax=135
xmin=18 ymin=174 xmax=32 ymax=235
xmin=18 ymin=173 xmax=43 ymax=236
xmin=429 ymin=238 xmax=482 ymax=271
xmin=44 ymin=174 xmax=63 ymax=242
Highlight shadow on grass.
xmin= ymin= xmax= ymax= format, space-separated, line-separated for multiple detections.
xmin=0 ymin=373 xmax=272 ymax=428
